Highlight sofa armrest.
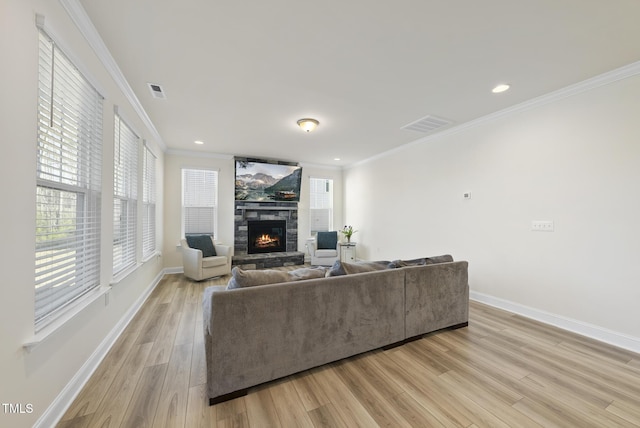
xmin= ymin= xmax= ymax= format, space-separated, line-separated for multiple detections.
xmin=182 ymin=242 xmax=203 ymax=261
xmin=305 ymin=238 xmax=316 ymax=257
xmin=404 ymin=261 xmax=469 ymax=338
xmin=214 ymin=244 xmax=232 ymax=259
xmin=202 ymin=285 xmax=227 ymax=336
xmin=181 ymin=239 xmax=203 ymax=278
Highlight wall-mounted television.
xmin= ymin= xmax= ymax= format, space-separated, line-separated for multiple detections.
xmin=235 ymin=158 xmax=303 ymax=202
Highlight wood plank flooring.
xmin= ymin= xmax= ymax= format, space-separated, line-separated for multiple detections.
xmin=58 ymin=268 xmax=640 ymax=427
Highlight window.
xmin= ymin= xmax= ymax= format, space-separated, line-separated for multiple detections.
xmin=310 ymin=178 xmax=333 ymax=233
xmin=182 ymin=168 xmax=218 ymax=237
xmin=142 ymin=144 xmax=156 ymax=258
xmin=113 ymin=113 xmax=139 ymax=275
xmin=35 ymin=30 xmax=104 ymax=330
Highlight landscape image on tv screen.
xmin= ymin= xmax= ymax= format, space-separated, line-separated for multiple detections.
xmin=235 ymin=159 xmax=303 ymax=202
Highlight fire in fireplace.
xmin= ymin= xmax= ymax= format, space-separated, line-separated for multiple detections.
xmin=247 ymin=220 xmax=287 ymax=254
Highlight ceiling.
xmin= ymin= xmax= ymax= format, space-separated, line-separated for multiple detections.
xmin=79 ymin=0 xmax=640 ymax=167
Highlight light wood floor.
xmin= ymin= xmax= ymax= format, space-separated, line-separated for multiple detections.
xmin=58 ymin=267 xmax=640 ymax=427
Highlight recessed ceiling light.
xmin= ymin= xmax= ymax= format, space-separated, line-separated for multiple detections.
xmin=492 ymin=84 xmax=510 ymax=94
xmin=334 ymin=158 xmax=341 ymax=161
xmin=194 ymin=140 xmax=204 ymax=145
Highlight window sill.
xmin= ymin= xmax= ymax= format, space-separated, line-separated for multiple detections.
xmin=142 ymin=250 xmax=161 ymax=264
xmin=25 ymin=254 xmax=162 ymax=352
xmin=23 ymin=286 xmax=110 ymax=352
xmin=110 ymin=261 xmax=144 ymax=286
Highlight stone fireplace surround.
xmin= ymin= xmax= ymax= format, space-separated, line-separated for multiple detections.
xmin=233 ymin=201 xmax=304 ymax=269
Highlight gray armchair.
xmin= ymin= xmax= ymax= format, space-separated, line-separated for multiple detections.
xmin=306 ymin=231 xmax=339 ymax=266
xmin=181 ymin=235 xmax=233 ymax=281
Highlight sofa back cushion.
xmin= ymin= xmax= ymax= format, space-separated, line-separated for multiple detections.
xmin=288 ymin=266 xmax=328 ymax=280
xmin=388 ymin=254 xmax=453 ymax=268
xmin=425 ymin=254 xmax=454 ymax=264
xmin=227 ymin=266 xmax=328 ymax=289
xmin=327 ymin=260 xmax=391 ymax=276
xmin=227 ymin=268 xmax=290 ymax=289
xmin=186 ymin=234 xmax=217 ymax=257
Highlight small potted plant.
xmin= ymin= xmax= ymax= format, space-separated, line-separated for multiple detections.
xmin=340 ymin=225 xmax=357 ymax=243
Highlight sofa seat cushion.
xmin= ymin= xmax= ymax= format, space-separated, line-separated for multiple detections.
xmin=202 ymin=256 xmax=228 ymax=268
xmin=315 ymin=249 xmax=338 ymax=258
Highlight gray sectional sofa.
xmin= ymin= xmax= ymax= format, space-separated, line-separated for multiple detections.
xmin=202 ymin=258 xmax=469 ymax=404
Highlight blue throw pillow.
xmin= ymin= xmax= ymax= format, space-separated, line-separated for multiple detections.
xmin=317 ymin=231 xmax=338 ymax=249
xmin=186 ymin=235 xmax=217 ymax=257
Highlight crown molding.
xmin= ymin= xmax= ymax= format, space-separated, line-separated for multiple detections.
xmin=349 ymin=60 xmax=640 ymax=170
xmin=299 ymin=161 xmax=343 ymax=171
xmin=58 ymin=0 xmax=166 ymax=152
xmin=165 ymin=149 xmax=234 ymax=160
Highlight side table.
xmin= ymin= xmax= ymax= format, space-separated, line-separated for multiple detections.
xmin=339 ymin=242 xmax=356 ymax=262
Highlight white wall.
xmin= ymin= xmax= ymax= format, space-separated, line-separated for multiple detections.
xmin=163 ymin=154 xmax=344 ymax=268
xmin=344 ymin=70 xmax=640 ymax=348
xmin=0 ymin=1 xmax=165 ymax=426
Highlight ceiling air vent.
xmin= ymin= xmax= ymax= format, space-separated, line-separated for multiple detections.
xmin=147 ymin=82 xmax=166 ymax=99
xmin=401 ymin=115 xmax=453 ymax=134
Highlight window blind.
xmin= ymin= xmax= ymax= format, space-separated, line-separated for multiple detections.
xmin=142 ymin=144 xmax=156 ymax=258
xmin=182 ymin=168 xmax=218 ymax=236
xmin=310 ymin=178 xmax=333 ymax=233
xmin=113 ymin=114 xmax=139 ymax=275
xmin=35 ymin=30 xmax=103 ymax=331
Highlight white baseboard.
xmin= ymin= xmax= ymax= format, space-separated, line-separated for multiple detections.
xmin=470 ymin=291 xmax=640 ymax=354
xmin=35 ymin=268 xmax=167 ymax=428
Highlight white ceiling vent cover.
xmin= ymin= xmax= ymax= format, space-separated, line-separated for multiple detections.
xmin=401 ymin=115 xmax=453 ymax=133
xmin=147 ymin=82 xmax=166 ymax=99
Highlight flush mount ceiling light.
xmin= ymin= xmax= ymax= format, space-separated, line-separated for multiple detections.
xmin=194 ymin=140 xmax=204 ymax=145
xmin=297 ymin=118 xmax=319 ymax=132
xmin=492 ymin=84 xmax=511 ymax=93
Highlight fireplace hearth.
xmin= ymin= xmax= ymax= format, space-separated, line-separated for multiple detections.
xmin=247 ymin=220 xmax=286 ymax=254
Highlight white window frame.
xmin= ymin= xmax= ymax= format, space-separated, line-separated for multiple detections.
xmin=182 ymin=168 xmax=218 ymax=238
xmin=112 ymin=111 xmax=139 ymax=276
xmin=310 ymin=177 xmax=334 ymax=233
xmin=142 ymin=143 xmax=157 ymax=259
xmin=35 ymin=28 xmax=104 ymax=331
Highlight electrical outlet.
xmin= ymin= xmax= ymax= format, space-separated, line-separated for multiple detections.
xmin=531 ymin=220 xmax=554 ymax=232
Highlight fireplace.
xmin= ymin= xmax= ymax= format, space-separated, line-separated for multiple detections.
xmin=247 ymin=220 xmax=287 ymax=254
